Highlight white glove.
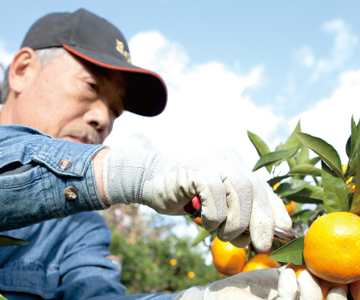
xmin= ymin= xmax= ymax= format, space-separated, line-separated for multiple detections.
xmin=180 ymin=268 xmax=280 ymax=300
xmin=276 ymin=268 xmax=348 ymax=300
xmin=103 ymin=146 xmax=292 ymax=251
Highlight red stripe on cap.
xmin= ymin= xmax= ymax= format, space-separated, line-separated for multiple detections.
xmin=62 ymin=44 xmax=167 ymax=95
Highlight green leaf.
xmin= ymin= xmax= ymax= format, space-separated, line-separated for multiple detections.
xmin=191 ymin=227 xmax=211 ymax=246
xmin=0 ymin=235 xmax=30 ymax=247
xmin=281 ymin=196 xmax=291 ymax=205
xmin=273 ymin=144 xmax=290 ymax=168
xmin=321 ymin=161 xmax=351 ymax=213
xmin=351 ymin=148 xmax=360 ymax=215
xmin=308 ymin=157 xmax=321 ymax=166
xmin=356 ymin=118 xmax=360 ymax=146
xmin=350 ymin=117 xmax=360 ymax=160
xmin=247 ymin=131 xmax=271 ymax=157
xmin=291 ymin=209 xmax=314 ymax=224
xmin=267 ymin=175 xmax=290 ymax=188
xmin=287 ymin=185 xmax=324 ymax=204
xmin=252 ymin=148 xmax=297 ymax=172
xmin=275 ymin=179 xmax=310 ymax=197
xmin=268 ymin=236 xmax=305 ymax=265
xmin=346 ymin=135 xmax=352 ymax=159
xmin=296 ymin=144 xmax=310 ymax=165
xmin=350 ymin=116 xmax=357 ymax=159
xmin=347 ymin=152 xmax=358 ymax=178
xmin=288 ymin=164 xmax=322 ymax=177
xmin=275 ymin=144 xmax=284 ymax=152
xmin=287 ymin=157 xmax=297 ymax=170
xmin=284 ymin=120 xmax=302 ymax=150
xmin=295 ymin=132 xmax=344 ymax=180
xmin=293 ymin=202 xmax=303 ymax=215
xmin=247 ymin=131 xmax=272 ymax=173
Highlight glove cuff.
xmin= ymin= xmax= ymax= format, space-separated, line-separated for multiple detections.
xmin=103 ymin=148 xmax=159 ymax=206
xmin=179 ymin=286 xmax=206 ymax=300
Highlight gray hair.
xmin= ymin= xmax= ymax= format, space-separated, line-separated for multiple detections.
xmin=0 ymin=47 xmax=67 ymax=104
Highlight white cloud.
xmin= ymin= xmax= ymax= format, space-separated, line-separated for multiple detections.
xmin=104 ymin=31 xmax=360 ymax=240
xmin=105 ymin=31 xmax=280 ymax=171
xmin=290 ymin=69 xmax=360 ymax=163
xmin=297 ymin=46 xmax=315 ymax=68
xmin=0 ymin=41 xmax=14 ymax=66
xmin=311 ymin=19 xmax=358 ymax=81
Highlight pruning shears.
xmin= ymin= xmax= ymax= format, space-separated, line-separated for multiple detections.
xmin=184 ymin=195 xmax=299 ymax=244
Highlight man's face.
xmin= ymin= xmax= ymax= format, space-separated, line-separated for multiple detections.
xmin=10 ymin=50 xmax=126 ymax=144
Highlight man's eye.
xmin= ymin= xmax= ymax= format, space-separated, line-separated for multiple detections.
xmin=87 ymin=82 xmax=98 ymax=91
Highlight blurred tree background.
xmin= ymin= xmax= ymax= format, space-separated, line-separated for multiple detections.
xmin=102 ymin=204 xmax=221 ymax=295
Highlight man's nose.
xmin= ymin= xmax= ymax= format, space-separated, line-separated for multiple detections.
xmin=83 ymin=101 xmax=111 ymax=132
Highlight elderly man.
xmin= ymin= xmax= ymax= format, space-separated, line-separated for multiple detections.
xmin=0 ymin=8 xmax=342 ymax=300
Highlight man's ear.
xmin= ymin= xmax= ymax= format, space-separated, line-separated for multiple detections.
xmin=9 ymin=47 xmax=39 ymax=94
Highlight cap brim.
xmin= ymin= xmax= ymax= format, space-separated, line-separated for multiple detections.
xmin=63 ymin=45 xmax=167 ymax=117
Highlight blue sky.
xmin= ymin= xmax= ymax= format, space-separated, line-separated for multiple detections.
xmin=1 ymin=0 xmax=360 ymax=170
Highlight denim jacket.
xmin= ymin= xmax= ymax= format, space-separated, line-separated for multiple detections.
xmin=0 ymin=124 xmax=108 ymax=231
xmin=0 ymin=124 xmax=183 ymax=300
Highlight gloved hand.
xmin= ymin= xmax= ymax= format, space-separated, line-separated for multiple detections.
xmin=276 ymin=268 xmax=348 ymax=300
xmin=103 ymin=146 xmax=292 ymax=251
xmin=180 ymin=268 xmax=280 ymax=300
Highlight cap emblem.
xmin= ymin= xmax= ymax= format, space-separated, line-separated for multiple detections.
xmin=116 ymin=39 xmax=131 ymax=63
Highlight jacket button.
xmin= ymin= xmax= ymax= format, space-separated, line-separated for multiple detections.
xmin=64 ymin=187 xmax=78 ymax=200
xmin=58 ymin=159 xmax=72 ymax=170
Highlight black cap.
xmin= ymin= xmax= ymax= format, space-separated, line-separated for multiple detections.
xmin=21 ymin=8 xmax=167 ymax=117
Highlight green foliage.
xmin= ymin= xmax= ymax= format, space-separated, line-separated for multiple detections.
xmin=103 ymin=204 xmax=220 ymax=294
xmin=252 ymin=148 xmax=298 ymax=172
xmin=268 ymin=236 xmax=305 ymax=265
xmin=0 ymin=235 xmax=29 ymax=247
xmin=351 ymin=148 xmax=360 ymax=214
xmin=321 ymin=161 xmax=352 ymax=213
xmin=250 ymin=117 xmax=360 ymax=265
xmin=191 ymin=225 xmax=211 ymax=246
xmin=249 ymin=121 xmax=325 ymax=226
xmin=295 ymin=132 xmax=344 ymax=180
xmin=285 ymin=186 xmax=324 ymax=204
xmin=247 ymin=131 xmax=272 ymax=172
xmin=109 ymin=229 xmax=220 ymax=294
xmin=275 ymin=179 xmax=310 ymax=197
xmin=188 ymin=117 xmax=360 ymax=268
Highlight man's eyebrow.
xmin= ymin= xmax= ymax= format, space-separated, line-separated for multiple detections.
xmin=78 ymin=57 xmax=113 ymax=81
xmin=87 ymin=64 xmax=113 ymax=81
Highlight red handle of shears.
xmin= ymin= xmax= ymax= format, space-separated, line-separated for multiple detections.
xmin=184 ymin=196 xmax=249 ymax=232
xmin=184 ymin=196 xmax=298 ymax=243
xmin=183 ymin=196 xmax=202 ymax=219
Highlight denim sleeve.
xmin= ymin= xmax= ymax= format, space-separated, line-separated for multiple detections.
xmin=0 ymin=125 xmax=108 ymax=231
